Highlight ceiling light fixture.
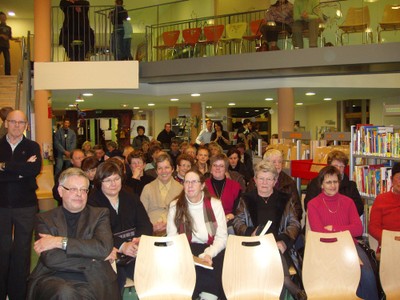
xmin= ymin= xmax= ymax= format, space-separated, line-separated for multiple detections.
xmin=133 ymin=107 xmax=140 ymax=109
xmin=324 ymin=97 xmax=332 ymax=101
xmin=305 ymin=92 xmax=316 ymax=96
xmin=296 ymin=102 xmax=304 ymax=106
xmin=170 ymin=98 xmax=179 ymax=101
xmin=148 ymin=103 xmax=155 ymax=106
xmin=228 ymin=103 xmax=236 ymax=106
xmin=82 ymin=93 xmax=93 ymax=97
xmin=75 ymin=95 xmax=84 ymax=102
xmin=191 ymin=93 xmax=201 ymax=97
xmin=265 ymin=97 xmax=273 ymax=101
xmin=8 ymin=12 xmax=15 ymax=17
xmin=206 ymin=106 xmax=212 ymax=109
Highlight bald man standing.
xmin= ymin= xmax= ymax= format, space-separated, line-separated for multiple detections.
xmin=0 ymin=110 xmax=42 ymax=300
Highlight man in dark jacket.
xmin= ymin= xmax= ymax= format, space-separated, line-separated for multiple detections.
xmin=0 ymin=110 xmax=42 ymax=300
xmin=157 ymin=122 xmax=176 ymax=149
xmin=27 ymin=168 xmax=119 ymax=300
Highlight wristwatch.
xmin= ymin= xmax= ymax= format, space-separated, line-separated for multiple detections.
xmin=61 ymin=237 xmax=68 ymax=251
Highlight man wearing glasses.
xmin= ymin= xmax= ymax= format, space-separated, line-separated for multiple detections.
xmin=27 ymin=168 xmax=119 ymax=299
xmin=0 ymin=110 xmax=42 ymax=300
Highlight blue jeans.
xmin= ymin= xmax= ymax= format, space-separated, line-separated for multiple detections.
xmin=356 ymin=244 xmax=379 ymax=300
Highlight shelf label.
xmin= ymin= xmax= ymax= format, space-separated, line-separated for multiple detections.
xmin=282 ymin=131 xmax=311 ymax=140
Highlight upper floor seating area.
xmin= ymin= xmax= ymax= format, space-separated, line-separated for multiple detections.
xmin=50 ymin=0 xmax=400 ymax=63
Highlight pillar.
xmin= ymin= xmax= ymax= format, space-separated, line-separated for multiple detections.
xmin=190 ymin=102 xmax=201 ymax=143
xmin=169 ymin=106 xmax=178 ymax=120
xmin=277 ymin=88 xmax=295 ymax=138
xmin=34 ymin=0 xmax=54 ymax=210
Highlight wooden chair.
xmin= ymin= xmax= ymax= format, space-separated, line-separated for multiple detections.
xmin=153 ymin=30 xmax=180 ymax=60
xmin=242 ymin=19 xmax=265 ymax=52
xmin=134 ymin=234 xmax=196 ymax=300
xmin=303 ymin=230 xmax=361 ymax=299
xmin=338 ymin=6 xmax=373 ymax=45
xmin=379 ymin=230 xmax=400 ymax=299
xmin=378 ymin=4 xmax=400 ymax=43
xmin=181 ymin=27 xmax=202 ymax=58
xmin=222 ymin=234 xmax=284 ymax=299
xmin=220 ymin=22 xmax=247 ymax=54
xmin=198 ymin=24 xmax=225 ymax=56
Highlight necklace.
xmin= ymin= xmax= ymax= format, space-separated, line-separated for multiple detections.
xmin=212 ymin=179 xmax=226 ymax=199
xmin=322 ymin=197 xmax=339 ymax=214
xmin=260 ymin=193 xmax=272 ymax=204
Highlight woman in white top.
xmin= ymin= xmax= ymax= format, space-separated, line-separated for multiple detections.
xmin=167 ymin=170 xmax=227 ymax=300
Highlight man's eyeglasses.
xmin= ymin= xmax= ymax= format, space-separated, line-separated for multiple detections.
xmin=7 ymin=120 xmax=27 ymax=126
xmin=61 ymin=186 xmax=89 ymax=194
xmin=183 ymin=180 xmax=201 ymax=185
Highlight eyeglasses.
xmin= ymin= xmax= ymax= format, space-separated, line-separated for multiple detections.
xmin=212 ymin=164 xmax=225 ymax=169
xmin=324 ymin=180 xmax=339 ymax=185
xmin=7 ymin=120 xmax=27 ymax=126
xmin=102 ymin=177 xmax=121 ymax=185
xmin=256 ymin=177 xmax=275 ymax=182
xmin=61 ymin=186 xmax=89 ymax=194
xmin=184 ymin=180 xmax=201 ymax=185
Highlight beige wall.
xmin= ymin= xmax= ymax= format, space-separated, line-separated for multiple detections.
xmin=370 ymin=96 xmax=400 ymax=126
xmin=215 ymin=0 xmax=269 ymax=14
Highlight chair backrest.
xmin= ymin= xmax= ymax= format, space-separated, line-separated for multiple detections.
xmin=381 ymin=4 xmax=400 ymax=24
xmin=182 ymin=28 xmax=202 ymax=45
xmin=249 ymin=19 xmax=265 ymax=35
xmin=222 ymin=234 xmax=284 ymax=299
xmin=342 ymin=6 xmax=370 ymax=27
xmin=303 ymin=230 xmax=361 ymax=298
xmin=203 ymin=25 xmax=225 ymax=42
xmin=225 ymin=22 xmax=248 ymax=39
xmin=162 ymin=30 xmax=180 ymax=47
xmin=379 ymin=229 xmax=400 ymax=299
xmin=134 ymin=234 xmax=196 ymax=300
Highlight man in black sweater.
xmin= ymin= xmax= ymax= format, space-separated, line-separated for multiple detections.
xmin=0 ymin=110 xmax=42 ymax=300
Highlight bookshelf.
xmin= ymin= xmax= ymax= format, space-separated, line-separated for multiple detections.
xmin=350 ymin=125 xmax=400 ymax=204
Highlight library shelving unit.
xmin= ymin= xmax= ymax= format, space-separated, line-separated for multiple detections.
xmin=350 ymin=125 xmax=400 ymax=205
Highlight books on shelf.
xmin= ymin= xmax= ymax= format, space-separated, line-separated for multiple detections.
xmin=354 ymin=164 xmax=392 ymax=198
xmin=353 ymin=125 xmax=400 ymax=158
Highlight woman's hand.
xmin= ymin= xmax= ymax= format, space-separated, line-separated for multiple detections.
xmin=132 ymin=167 xmax=143 ymax=180
xmin=225 ymin=213 xmax=234 ymax=223
xmin=201 ymin=254 xmax=213 ymax=266
xmin=121 ymin=241 xmax=139 ymax=257
xmin=276 ymin=241 xmax=287 ymax=254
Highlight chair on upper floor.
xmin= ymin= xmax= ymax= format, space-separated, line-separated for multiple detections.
xmin=220 ymin=22 xmax=248 ymax=54
xmin=198 ymin=24 xmax=225 ymax=56
xmin=181 ymin=27 xmax=202 ymax=58
xmin=338 ymin=6 xmax=373 ymax=45
xmin=379 ymin=230 xmax=400 ymax=299
xmin=303 ymin=230 xmax=361 ymax=299
xmin=378 ymin=4 xmax=400 ymax=43
xmin=222 ymin=234 xmax=284 ymax=299
xmin=134 ymin=234 xmax=196 ymax=300
xmin=242 ymin=19 xmax=265 ymax=52
xmin=153 ymin=30 xmax=180 ymax=60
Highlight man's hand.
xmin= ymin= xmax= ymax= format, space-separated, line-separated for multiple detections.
xmin=34 ymin=233 xmax=62 ymax=255
xmin=27 ymin=155 xmax=37 ymax=162
xmin=153 ymin=221 xmax=167 ymax=234
xmin=120 ymin=239 xmax=139 ymax=257
xmin=105 ymin=247 xmax=118 ymax=263
xmin=276 ymin=241 xmax=287 ymax=254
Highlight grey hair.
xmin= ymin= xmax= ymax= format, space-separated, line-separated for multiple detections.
xmin=58 ymin=167 xmax=89 ymax=186
xmin=263 ymin=148 xmax=283 ymax=161
xmin=254 ymin=160 xmax=278 ymax=179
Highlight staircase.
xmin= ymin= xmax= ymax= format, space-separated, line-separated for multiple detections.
xmin=0 ymin=75 xmax=18 ymax=109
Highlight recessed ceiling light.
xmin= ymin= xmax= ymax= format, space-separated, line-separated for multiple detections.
xmin=324 ymin=97 xmax=332 ymax=101
xmin=121 ymin=104 xmax=128 ymax=108
xmin=305 ymin=92 xmax=316 ymax=96
xmin=8 ymin=12 xmax=15 ymax=17
xmin=126 ymin=17 xmax=131 ymax=21
xmin=82 ymin=93 xmax=93 ymax=97
xmin=75 ymin=98 xmax=84 ymax=102
xmin=170 ymin=98 xmax=179 ymax=101
xmin=265 ymin=98 xmax=274 ymax=101
xmin=228 ymin=103 xmax=236 ymax=106
xmin=148 ymin=103 xmax=155 ymax=106
xmin=296 ymin=102 xmax=304 ymax=106
xmin=254 ymin=109 xmax=259 ymax=112
xmin=133 ymin=107 xmax=140 ymax=109
xmin=68 ymin=104 xmax=75 ymax=107
xmin=245 ymin=111 xmax=249 ymax=114
xmin=264 ymin=108 xmax=269 ymax=110
xmin=206 ymin=106 xmax=212 ymax=109
xmin=191 ymin=93 xmax=201 ymax=97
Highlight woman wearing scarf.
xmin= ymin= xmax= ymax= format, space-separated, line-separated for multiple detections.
xmin=167 ymin=170 xmax=227 ymax=300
